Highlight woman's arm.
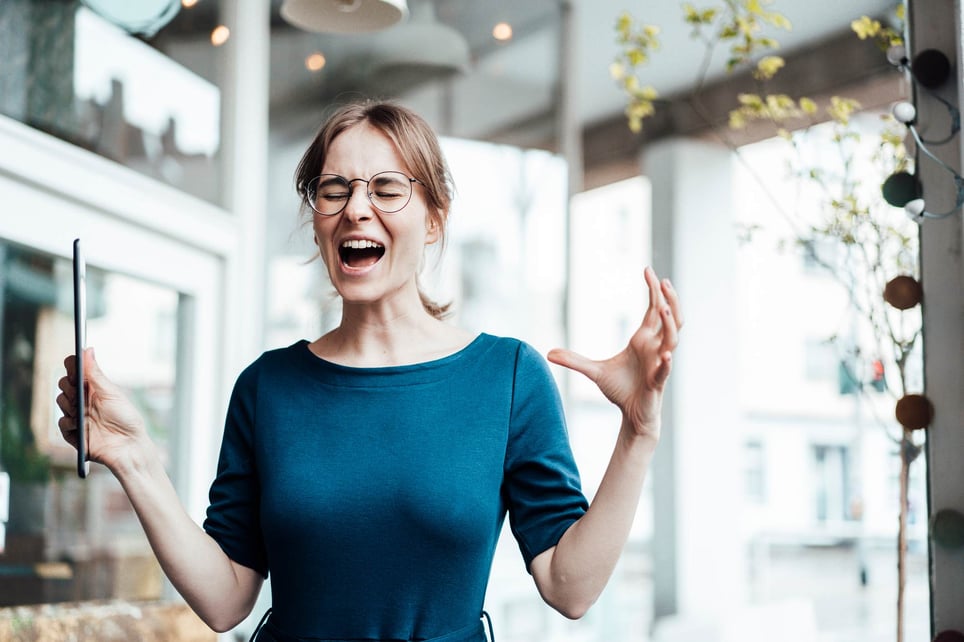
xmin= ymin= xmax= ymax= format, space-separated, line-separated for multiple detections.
xmin=57 ymin=350 xmax=263 ymax=632
xmin=532 ymin=266 xmax=682 ymax=618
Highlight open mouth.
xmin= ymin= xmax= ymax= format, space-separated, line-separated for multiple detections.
xmin=339 ymin=239 xmax=385 ymax=269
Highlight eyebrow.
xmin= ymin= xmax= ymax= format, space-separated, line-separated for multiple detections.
xmin=371 ymin=175 xmax=406 ymax=185
xmin=318 ymin=176 xmax=348 ymax=188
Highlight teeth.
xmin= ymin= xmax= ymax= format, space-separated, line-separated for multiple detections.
xmin=341 ymin=239 xmax=383 ymax=249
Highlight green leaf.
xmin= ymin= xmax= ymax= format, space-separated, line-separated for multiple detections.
xmin=767 ymin=13 xmax=792 ymax=30
xmin=754 ymin=55 xmax=785 ymax=80
xmin=627 ymin=48 xmax=648 ymax=66
xmin=851 ymin=16 xmax=881 ymax=40
xmin=683 ymin=3 xmax=701 ymax=24
xmin=616 ymin=12 xmax=632 ymax=35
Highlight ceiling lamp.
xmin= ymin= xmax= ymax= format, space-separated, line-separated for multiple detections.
xmin=79 ymin=0 xmax=180 ymax=37
xmin=366 ymin=1 xmax=469 ymax=90
xmin=280 ymin=0 xmax=408 ymax=33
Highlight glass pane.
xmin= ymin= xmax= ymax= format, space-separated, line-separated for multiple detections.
xmin=0 ymin=239 xmax=179 ymax=606
xmin=735 ymin=116 xmax=929 ymax=641
xmin=0 ymin=1 xmax=222 ymax=205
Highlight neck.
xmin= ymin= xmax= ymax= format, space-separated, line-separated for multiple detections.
xmin=311 ymin=293 xmax=476 ymax=368
xmin=320 ymin=297 xmax=441 ymax=366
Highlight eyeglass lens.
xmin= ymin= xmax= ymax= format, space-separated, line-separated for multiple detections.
xmin=309 ymin=171 xmax=413 ymax=215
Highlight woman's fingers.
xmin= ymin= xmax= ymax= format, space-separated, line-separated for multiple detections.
xmin=547 ymin=348 xmax=602 ymax=383
xmin=63 ymin=354 xmax=77 ymax=384
xmin=651 ymin=351 xmax=673 ymax=386
xmin=58 ymin=354 xmax=84 ymax=446
xmin=661 ymin=278 xmax=683 ymax=330
xmin=659 ymin=305 xmax=680 ymax=355
xmin=55 ymin=391 xmax=74 ymax=418
xmin=641 ymin=267 xmax=665 ymax=330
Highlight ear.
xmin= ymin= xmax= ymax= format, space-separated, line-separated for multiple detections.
xmin=425 ymin=210 xmax=443 ymax=245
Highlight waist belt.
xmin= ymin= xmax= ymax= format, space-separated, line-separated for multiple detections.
xmin=250 ymin=609 xmax=494 ymax=642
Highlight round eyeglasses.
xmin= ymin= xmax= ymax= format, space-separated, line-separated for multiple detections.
xmin=304 ymin=171 xmax=423 ymax=216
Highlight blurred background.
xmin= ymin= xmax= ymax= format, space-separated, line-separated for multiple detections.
xmin=1 ymin=1 xmax=960 ymax=641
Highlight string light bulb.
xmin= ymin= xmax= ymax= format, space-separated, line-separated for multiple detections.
xmin=492 ymin=22 xmax=512 ymax=41
xmin=892 ymin=101 xmax=916 ymax=125
xmin=210 ymin=24 xmax=230 ymax=46
xmin=306 ymin=52 xmax=327 ymax=71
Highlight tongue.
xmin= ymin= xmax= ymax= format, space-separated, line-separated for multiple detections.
xmin=345 ymin=247 xmax=382 ymax=268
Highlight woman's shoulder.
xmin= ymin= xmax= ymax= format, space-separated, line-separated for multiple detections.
xmin=468 ymin=334 xmax=553 ymax=374
xmin=236 ymin=340 xmax=310 ymax=380
xmin=254 ymin=340 xmax=309 ymax=365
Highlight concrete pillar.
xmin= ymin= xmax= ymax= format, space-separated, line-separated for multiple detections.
xmin=911 ymin=0 xmax=964 ymax=634
xmin=214 ymin=1 xmax=271 ymax=635
xmin=558 ymin=0 xmax=582 ymax=397
xmin=644 ymin=138 xmax=746 ymax=623
xmin=219 ymin=0 xmax=270 ymax=369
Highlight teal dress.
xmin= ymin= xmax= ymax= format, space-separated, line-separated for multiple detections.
xmin=203 ymin=335 xmax=588 ymax=641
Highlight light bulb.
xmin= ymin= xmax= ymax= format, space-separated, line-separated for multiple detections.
xmin=886 ymin=44 xmax=907 ymax=66
xmin=905 ymin=198 xmax=926 ymax=222
xmin=892 ymin=101 xmax=916 ymax=124
xmin=306 ymin=52 xmax=327 ymax=71
xmin=492 ymin=22 xmax=513 ymax=41
xmin=210 ymin=24 xmax=230 ymax=46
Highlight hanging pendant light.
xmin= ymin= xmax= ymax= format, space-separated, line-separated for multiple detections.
xmin=365 ymin=1 xmax=469 ymax=90
xmin=79 ymin=0 xmax=180 ymax=37
xmin=280 ymin=0 xmax=408 ymax=34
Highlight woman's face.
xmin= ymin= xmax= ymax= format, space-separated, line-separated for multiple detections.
xmin=312 ymin=123 xmax=440 ymax=311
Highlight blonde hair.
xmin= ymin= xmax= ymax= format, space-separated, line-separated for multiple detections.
xmin=295 ymin=100 xmax=454 ymax=319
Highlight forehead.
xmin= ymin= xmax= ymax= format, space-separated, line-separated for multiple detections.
xmin=321 ymin=123 xmax=409 ymax=176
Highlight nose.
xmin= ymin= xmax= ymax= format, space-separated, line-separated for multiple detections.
xmin=342 ymin=183 xmax=373 ymax=222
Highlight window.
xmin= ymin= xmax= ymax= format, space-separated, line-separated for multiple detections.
xmin=803 ymin=337 xmax=838 ymax=382
xmin=0 ymin=240 xmax=179 ymax=606
xmin=0 ymin=3 xmax=222 ymax=204
xmin=744 ymin=440 xmax=766 ymax=503
xmin=812 ymin=445 xmax=850 ymax=523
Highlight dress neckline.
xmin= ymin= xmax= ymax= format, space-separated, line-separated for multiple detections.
xmin=295 ymin=333 xmax=488 ymax=374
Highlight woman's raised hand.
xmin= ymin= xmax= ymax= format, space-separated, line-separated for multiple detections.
xmin=57 ymin=348 xmax=150 ymax=472
xmin=547 ymin=266 xmax=682 ymax=441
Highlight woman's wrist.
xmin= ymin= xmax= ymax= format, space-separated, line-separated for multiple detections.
xmin=107 ymin=433 xmax=161 ymax=481
xmin=617 ymin=418 xmax=659 ymax=457
xmin=619 ymin=412 xmax=660 ymax=444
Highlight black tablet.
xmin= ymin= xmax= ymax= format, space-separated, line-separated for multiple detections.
xmin=73 ymin=239 xmax=89 ymax=478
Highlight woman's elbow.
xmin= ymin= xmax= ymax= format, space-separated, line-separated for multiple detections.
xmin=193 ymin=592 xmax=259 ymax=633
xmin=201 ymin=610 xmax=246 ymax=634
xmin=543 ymin=591 xmax=599 ymax=620
xmin=547 ymin=594 xmax=596 ymax=620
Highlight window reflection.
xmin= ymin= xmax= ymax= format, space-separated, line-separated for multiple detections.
xmin=0 ymin=1 xmax=221 ymax=204
xmin=0 ymin=240 xmax=179 ymax=606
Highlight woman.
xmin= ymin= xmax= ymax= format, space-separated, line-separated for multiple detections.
xmin=57 ymin=101 xmax=682 ymax=642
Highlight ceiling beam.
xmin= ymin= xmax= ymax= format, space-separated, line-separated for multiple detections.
xmin=582 ymin=23 xmax=904 ymax=179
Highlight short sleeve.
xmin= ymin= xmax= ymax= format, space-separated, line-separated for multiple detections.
xmin=203 ymin=364 xmax=269 ymax=578
xmin=503 ymin=342 xmax=588 ymax=571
